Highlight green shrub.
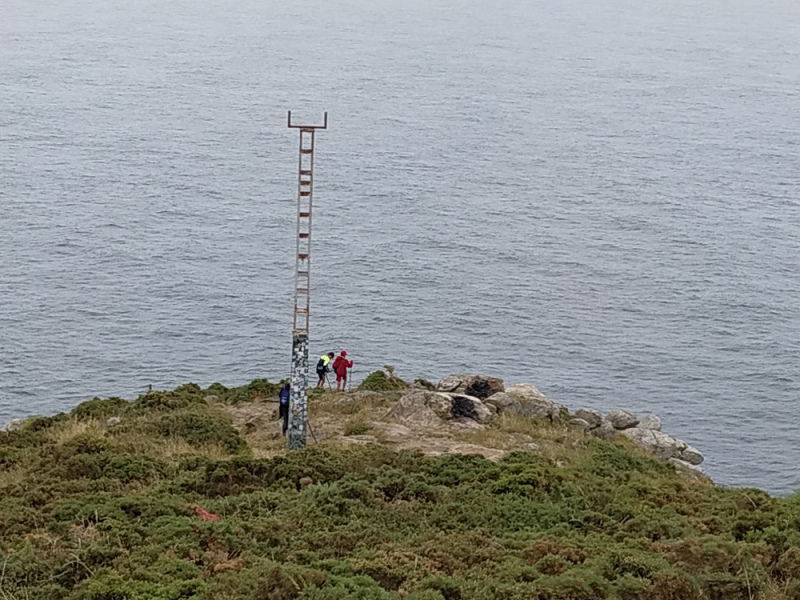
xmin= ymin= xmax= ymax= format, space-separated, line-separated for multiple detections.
xmin=205 ymin=382 xmax=228 ymax=395
xmin=133 ymin=389 xmax=206 ymax=413
xmin=254 ymin=564 xmax=326 ymax=600
xmin=72 ymin=397 xmax=131 ymax=420
xmin=358 ymin=370 xmax=408 ymax=392
xmin=414 ymin=378 xmax=436 ymax=391
xmin=156 ymin=411 xmax=245 ymax=454
xmin=218 ymin=379 xmax=285 ymax=404
xmin=22 ymin=413 xmax=69 ymax=432
xmin=61 ymin=452 xmax=169 ymax=482
xmin=61 ymin=431 xmax=111 ymax=455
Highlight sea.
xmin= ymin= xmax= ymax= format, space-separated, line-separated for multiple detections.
xmin=1 ymin=0 xmax=798 ymax=495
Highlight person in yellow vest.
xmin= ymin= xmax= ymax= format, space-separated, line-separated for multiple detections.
xmin=315 ymin=352 xmax=334 ymax=388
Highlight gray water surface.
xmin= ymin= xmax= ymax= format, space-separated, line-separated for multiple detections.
xmin=1 ymin=0 xmax=799 ymax=494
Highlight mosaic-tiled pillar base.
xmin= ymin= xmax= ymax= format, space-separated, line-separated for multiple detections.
xmin=288 ymin=334 xmax=309 ymax=450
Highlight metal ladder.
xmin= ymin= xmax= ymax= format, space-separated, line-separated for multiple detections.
xmin=287 ymin=111 xmax=327 ymax=450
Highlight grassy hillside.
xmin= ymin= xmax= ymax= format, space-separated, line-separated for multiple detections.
xmin=1 ymin=381 xmax=799 ymax=600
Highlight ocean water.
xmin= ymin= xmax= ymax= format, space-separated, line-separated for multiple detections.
xmin=1 ymin=0 xmax=798 ymax=494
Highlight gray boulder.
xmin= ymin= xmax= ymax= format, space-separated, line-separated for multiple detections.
xmin=106 ymin=417 xmax=122 ymax=427
xmin=567 ymin=418 xmax=591 ymax=432
xmin=679 ymin=444 xmax=704 ymax=466
xmin=426 ymin=392 xmax=455 ymax=420
xmin=389 ymin=390 xmax=494 ymax=426
xmin=451 ymin=395 xmax=494 ymax=424
xmin=436 ymin=374 xmax=505 ymax=399
xmin=590 ymin=420 xmax=616 ymax=441
xmin=506 ymin=383 xmax=564 ymax=422
xmin=505 ymin=383 xmax=548 ymax=402
xmin=606 ymin=409 xmax=639 ymax=430
xmin=484 ymin=392 xmax=523 ymax=415
xmin=573 ymin=408 xmax=603 ymax=429
xmin=388 ymin=390 xmax=442 ymax=427
xmin=463 ymin=376 xmax=505 ymax=399
xmin=668 ymin=457 xmax=704 ymax=473
xmin=640 ymin=414 xmax=662 ymax=431
xmin=0 ymin=418 xmax=24 ymax=432
xmin=621 ymin=428 xmax=704 ymax=465
xmin=437 ymin=374 xmax=474 ymax=393
xmin=520 ymin=400 xmax=562 ymax=422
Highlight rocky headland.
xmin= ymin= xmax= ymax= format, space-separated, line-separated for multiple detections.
xmin=0 ymin=369 xmax=797 ymax=600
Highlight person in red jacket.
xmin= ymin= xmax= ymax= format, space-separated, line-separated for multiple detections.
xmin=332 ymin=350 xmax=353 ymax=392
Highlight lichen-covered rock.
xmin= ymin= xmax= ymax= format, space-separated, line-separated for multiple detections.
xmin=389 ymin=390 xmax=494 ymax=426
xmin=679 ymin=444 xmax=704 ymax=466
xmin=463 ymin=376 xmax=505 ymax=399
xmin=1 ymin=419 xmax=24 ymax=432
xmin=621 ymin=428 xmax=704 ymax=465
xmin=606 ymin=409 xmax=639 ymax=430
xmin=590 ymin=420 xmax=616 ymax=441
xmin=452 ymin=395 xmax=494 ymax=424
xmin=568 ymin=418 xmax=591 ymax=432
xmin=640 ymin=414 xmax=662 ymax=431
xmin=388 ymin=390 xmax=442 ymax=427
xmin=436 ymin=374 xmax=474 ymax=393
xmin=668 ymin=457 xmax=703 ymax=473
xmin=484 ymin=392 xmax=523 ymax=415
xmin=427 ymin=392 xmax=455 ymax=420
xmin=437 ymin=374 xmax=505 ymax=399
xmin=573 ymin=408 xmax=603 ymax=429
xmin=505 ymin=383 xmax=564 ymax=422
xmin=518 ymin=401 xmax=554 ymax=420
xmin=451 ymin=417 xmax=486 ymax=430
xmin=505 ymin=383 xmax=548 ymax=403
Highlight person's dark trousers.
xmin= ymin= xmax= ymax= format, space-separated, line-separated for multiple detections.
xmin=279 ymin=404 xmax=289 ymax=435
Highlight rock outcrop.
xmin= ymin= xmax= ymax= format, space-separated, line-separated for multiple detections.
xmin=505 ymin=383 xmax=548 ymax=402
xmin=463 ymin=377 xmax=504 ymax=400
xmin=573 ymin=408 xmax=603 ymax=429
xmin=437 ymin=374 xmax=504 ymax=399
xmin=389 ymin=389 xmax=494 ymax=427
xmin=605 ymin=409 xmax=639 ymax=430
xmin=451 ymin=395 xmax=494 ymax=424
xmin=506 ymin=383 xmax=565 ymax=422
xmin=621 ymin=427 xmax=704 ymax=466
xmin=1 ymin=419 xmax=24 ymax=432
xmin=640 ymin=414 xmax=661 ymax=431
xmin=388 ymin=390 xmax=448 ymax=428
xmin=484 ymin=392 xmax=523 ymax=415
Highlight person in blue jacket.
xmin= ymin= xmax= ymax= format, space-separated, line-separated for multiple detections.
xmin=279 ymin=383 xmax=291 ymax=435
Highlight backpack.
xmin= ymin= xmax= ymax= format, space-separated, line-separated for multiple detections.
xmin=316 ymin=357 xmax=326 ymax=370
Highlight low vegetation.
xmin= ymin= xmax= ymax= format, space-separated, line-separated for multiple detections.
xmin=358 ymin=370 xmax=409 ymax=392
xmin=1 ymin=381 xmax=799 ymax=600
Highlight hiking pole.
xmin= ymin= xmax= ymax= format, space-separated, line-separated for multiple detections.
xmin=308 ymin=420 xmax=319 ymax=444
